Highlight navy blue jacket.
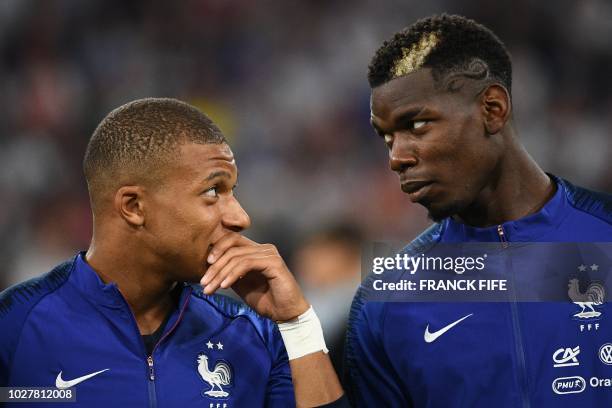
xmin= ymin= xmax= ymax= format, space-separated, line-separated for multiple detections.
xmin=0 ymin=253 xmax=295 ymax=407
xmin=346 ymin=176 xmax=612 ymax=407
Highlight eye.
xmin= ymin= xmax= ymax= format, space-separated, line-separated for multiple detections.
xmin=383 ymin=134 xmax=393 ymax=146
xmin=411 ymin=120 xmax=428 ymax=130
xmin=203 ymin=186 xmax=218 ymax=198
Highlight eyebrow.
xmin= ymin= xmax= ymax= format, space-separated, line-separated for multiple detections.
xmin=204 ymin=170 xmax=232 ymax=182
xmin=371 ymin=106 xmax=426 ymax=134
xmin=394 ymin=106 xmax=426 ymax=124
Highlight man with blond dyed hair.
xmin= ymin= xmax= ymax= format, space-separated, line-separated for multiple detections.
xmin=346 ymin=14 xmax=611 ymax=407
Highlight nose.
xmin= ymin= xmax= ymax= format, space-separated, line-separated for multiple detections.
xmin=221 ymin=196 xmax=251 ymax=232
xmin=389 ymin=133 xmax=418 ymax=172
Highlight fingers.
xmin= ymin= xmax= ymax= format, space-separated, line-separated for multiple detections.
xmin=202 ymin=244 xmax=274 ymax=286
xmin=203 ymin=254 xmax=280 ymax=295
xmin=199 ymin=234 xmax=307 ymax=321
xmin=206 ymin=232 xmax=256 ymax=264
xmin=201 ymin=231 xmax=283 ymax=295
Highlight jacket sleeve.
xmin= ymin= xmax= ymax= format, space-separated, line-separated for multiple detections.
xmin=0 ymin=281 xmax=49 ymax=386
xmin=0 ymin=286 xmax=19 ymax=387
xmin=0 ymin=261 xmax=72 ymax=387
xmin=344 ymin=285 xmax=412 ymax=408
xmin=264 ymin=324 xmax=296 ymax=407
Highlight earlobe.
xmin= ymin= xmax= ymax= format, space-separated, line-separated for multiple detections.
xmin=114 ymin=186 xmax=146 ymax=227
xmin=481 ymin=84 xmax=511 ymax=135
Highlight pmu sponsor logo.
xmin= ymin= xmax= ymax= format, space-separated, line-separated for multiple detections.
xmin=553 ymin=376 xmax=612 ymax=395
xmin=552 ymin=376 xmax=586 ymax=395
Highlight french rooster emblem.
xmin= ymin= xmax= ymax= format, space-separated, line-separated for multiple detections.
xmin=568 ymin=278 xmax=605 ymax=319
xmin=197 ymin=354 xmax=232 ymax=398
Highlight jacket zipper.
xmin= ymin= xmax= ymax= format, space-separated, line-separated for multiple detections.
xmin=497 ymin=224 xmax=509 ymax=248
xmin=147 ymin=356 xmax=155 ymax=380
xmin=114 ymin=285 xmax=192 ymax=408
xmin=498 ymin=225 xmax=530 ymax=408
xmin=145 ymin=287 xmax=192 ymax=407
xmin=147 ymin=355 xmax=156 ymax=408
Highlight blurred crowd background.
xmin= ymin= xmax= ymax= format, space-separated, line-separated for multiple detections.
xmin=1 ymin=0 xmax=611 ymax=374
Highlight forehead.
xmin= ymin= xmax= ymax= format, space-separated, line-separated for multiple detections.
xmin=370 ymin=68 xmax=439 ymax=120
xmin=171 ymin=142 xmax=236 ymax=178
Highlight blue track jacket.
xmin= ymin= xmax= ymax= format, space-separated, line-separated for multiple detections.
xmin=0 ymin=253 xmax=295 ymax=407
xmin=346 ymin=176 xmax=612 ymax=407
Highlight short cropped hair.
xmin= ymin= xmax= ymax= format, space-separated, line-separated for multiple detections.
xmin=368 ymin=14 xmax=512 ymax=94
xmin=83 ymin=98 xmax=226 ymax=207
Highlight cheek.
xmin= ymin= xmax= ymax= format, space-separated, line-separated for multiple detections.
xmin=194 ymin=203 xmax=226 ymax=241
xmin=177 ymin=205 xmax=220 ymax=243
xmin=426 ymin=124 xmax=492 ymax=195
xmin=444 ymin=116 xmax=488 ymax=166
xmin=155 ymin=203 xmax=219 ymax=246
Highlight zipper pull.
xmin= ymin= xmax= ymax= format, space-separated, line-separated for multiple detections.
xmin=147 ymin=355 xmax=155 ymax=381
xmin=497 ymin=225 xmax=509 ymax=248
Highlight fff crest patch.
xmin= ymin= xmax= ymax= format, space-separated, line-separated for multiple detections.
xmin=196 ymin=340 xmax=234 ymax=400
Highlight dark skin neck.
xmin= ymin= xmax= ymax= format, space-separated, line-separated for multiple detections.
xmin=454 ymin=126 xmax=555 ymax=227
xmin=86 ymin=221 xmax=178 ymax=335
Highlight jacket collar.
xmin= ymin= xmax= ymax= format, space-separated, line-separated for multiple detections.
xmin=441 ymin=175 xmax=567 ymax=242
xmin=70 ymin=252 xmax=192 ymax=309
xmin=69 ymin=252 xmax=125 ymax=308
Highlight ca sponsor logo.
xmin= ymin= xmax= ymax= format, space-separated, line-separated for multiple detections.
xmin=552 ymin=346 xmax=580 ymax=368
xmin=599 ymin=343 xmax=612 ymax=365
xmin=552 ymin=376 xmax=586 ymax=395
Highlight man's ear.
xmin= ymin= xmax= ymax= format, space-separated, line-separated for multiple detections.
xmin=114 ymin=186 xmax=146 ymax=227
xmin=480 ymin=84 xmax=511 ymax=135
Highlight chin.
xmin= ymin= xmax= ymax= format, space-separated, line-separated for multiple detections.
xmin=189 ymin=269 xmax=208 ymax=284
xmin=175 ymin=264 xmax=207 ymax=284
xmin=424 ymin=199 xmax=464 ymax=223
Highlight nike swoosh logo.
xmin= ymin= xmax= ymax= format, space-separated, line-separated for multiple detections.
xmin=55 ymin=369 xmax=109 ymax=389
xmin=424 ymin=313 xmax=473 ymax=343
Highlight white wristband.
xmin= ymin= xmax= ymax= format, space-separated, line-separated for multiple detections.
xmin=277 ymin=306 xmax=329 ymax=360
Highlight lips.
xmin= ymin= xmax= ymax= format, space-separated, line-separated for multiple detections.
xmin=401 ymin=180 xmax=432 ymax=194
xmin=400 ymin=180 xmax=434 ymax=202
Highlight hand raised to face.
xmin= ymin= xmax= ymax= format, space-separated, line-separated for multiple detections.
xmin=201 ymin=232 xmax=309 ymax=322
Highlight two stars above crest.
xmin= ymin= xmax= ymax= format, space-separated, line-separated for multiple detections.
xmin=578 ymin=264 xmax=599 ymax=272
xmin=206 ymin=341 xmax=224 ymax=350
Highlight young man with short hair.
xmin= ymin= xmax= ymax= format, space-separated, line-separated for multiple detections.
xmin=1 ymin=98 xmax=347 ymax=407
